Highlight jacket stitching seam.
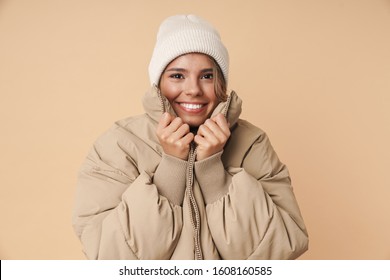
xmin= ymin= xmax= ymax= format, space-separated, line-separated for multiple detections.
xmin=116 ymin=207 xmax=140 ymax=260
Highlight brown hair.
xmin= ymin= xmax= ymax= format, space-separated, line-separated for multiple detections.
xmin=211 ymin=57 xmax=228 ymax=102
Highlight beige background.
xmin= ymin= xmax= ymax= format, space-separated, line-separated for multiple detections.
xmin=1 ymin=0 xmax=389 ymax=259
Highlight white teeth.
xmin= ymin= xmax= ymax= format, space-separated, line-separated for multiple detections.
xmin=180 ymin=103 xmax=204 ymax=110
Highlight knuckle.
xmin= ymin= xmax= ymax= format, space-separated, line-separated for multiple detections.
xmin=158 ymin=134 xmax=165 ymax=141
xmin=160 ymin=132 xmax=169 ymax=141
xmin=204 ymin=142 xmax=212 ymax=149
xmin=176 ymin=142 xmax=185 ymax=149
xmin=181 ymin=123 xmax=190 ymax=132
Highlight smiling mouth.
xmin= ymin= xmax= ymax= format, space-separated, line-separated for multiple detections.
xmin=179 ymin=103 xmax=205 ymax=110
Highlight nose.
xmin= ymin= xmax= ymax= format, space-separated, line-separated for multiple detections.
xmin=184 ymin=77 xmax=203 ymax=97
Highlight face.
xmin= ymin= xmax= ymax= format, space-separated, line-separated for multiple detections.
xmin=159 ymin=53 xmax=220 ymax=127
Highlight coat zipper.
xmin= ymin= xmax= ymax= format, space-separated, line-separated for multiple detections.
xmin=157 ymin=88 xmax=203 ymax=259
xmin=186 ymin=143 xmax=203 ymax=260
xmin=157 ymin=88 xmax=233 ymax=260
xmin=185 ymin=93 xmax=233 ymax=260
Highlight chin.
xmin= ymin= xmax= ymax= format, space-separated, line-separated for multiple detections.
xmin=176 ymin=111 xmax=212 ymax=127
xmin=183 ymin=118 xmax=204 ymax=128
xmin=187 ymin=122 xmax=202 ymax=128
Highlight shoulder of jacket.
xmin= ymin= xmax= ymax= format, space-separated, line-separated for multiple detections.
xmin=91 ymin=114 xmax=152 ymax=146
xmin=223 ymin=119 xmax=268 ymax=166
xmin=115 ymin=113 xmax=152 ymax=131
xmin=234 ymin=119 xmax=267 ymax=141
xmin=87 ymin=113 xmax=160 ymax=171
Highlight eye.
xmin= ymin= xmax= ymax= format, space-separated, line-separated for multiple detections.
xmin=169 ymin=73 xmax=184 ymax=79
xmin=201 ymin=73 xmax=214 ymax=80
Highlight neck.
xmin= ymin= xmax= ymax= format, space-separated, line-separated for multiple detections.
xmin=190 ymin=127 xmax=199 ymax=134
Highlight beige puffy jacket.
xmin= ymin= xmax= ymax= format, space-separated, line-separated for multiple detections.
xmin=72 ymin=86 xmax=309 ymax=259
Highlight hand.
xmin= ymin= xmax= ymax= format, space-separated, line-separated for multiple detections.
xmin=194 ymin=113 xmax=231 ymax=161
xmin=156 ymin=112 xmax=194 ymax=160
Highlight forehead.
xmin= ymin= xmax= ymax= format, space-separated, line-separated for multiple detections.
xmin=166 ymin=53 xmax=214 ymax=69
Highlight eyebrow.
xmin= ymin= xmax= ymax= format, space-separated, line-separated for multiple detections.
xmin=165 ymin=68 xmax=186 ymax=72
xmin=165 ymin=67 xmax=214 ymax=73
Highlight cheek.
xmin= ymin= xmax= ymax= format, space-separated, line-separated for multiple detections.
xmin=160 ymin=82 xmax=179 ymax=101
xmin=205 ymin=88 xmax=218 ymax=104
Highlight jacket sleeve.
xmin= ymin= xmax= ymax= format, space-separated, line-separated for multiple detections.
xmin=72 ymin=126 xmax=184 ymax=260
xmin=194 ymin=133 xmax=309 ymax=260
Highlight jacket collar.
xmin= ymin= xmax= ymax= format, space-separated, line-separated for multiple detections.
xmin=142 ymin=85 xmax=242 ymax=128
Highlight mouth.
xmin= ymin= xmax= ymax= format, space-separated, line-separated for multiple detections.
xmin=178 ymin=103 xmax=206 ymax=112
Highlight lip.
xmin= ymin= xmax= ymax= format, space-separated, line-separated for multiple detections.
xmin=176 ymin=102 xmax=207 ymax=113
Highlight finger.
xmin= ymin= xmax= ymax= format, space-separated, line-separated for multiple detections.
xmin=157 ymin=115 xmax=184 ymax=142
xmin=197 ymin=124 xmax=220 ymax=145
xmin=166 ymin=117 xmax=185 ymax=134
xmin=157 ymin=112 xmax=173 ymax=130
xmin=202 ymin=119 xmax=228 ymax=142
xmin=181 ymin=132 xmax=194 ymax=145
xmin=194 ymin=134 xmax=208 ymax=146
xmin=212 ymin=114 xmax=231 ymax=137
xmin=171 ymin=123 xmax=191 ymax=140
xmin=159 ymin=117 xmax=184 ymax=136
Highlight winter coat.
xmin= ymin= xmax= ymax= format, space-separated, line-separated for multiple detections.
xmin=72 ymin=86 xmax=309 ymax=259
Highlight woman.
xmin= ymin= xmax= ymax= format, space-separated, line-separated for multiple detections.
xmin=72 ymin=14 xmax=308 ymax=260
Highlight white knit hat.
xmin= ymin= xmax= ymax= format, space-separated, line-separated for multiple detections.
xmin=148 ymin=14 xmax=229 ymax=86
